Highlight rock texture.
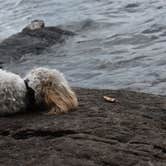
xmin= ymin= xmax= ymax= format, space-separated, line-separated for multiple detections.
xmin=0 ymin=88 xmax=166 ymax=166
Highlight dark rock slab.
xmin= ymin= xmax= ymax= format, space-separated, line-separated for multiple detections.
xmin=0 ymin=88 xmax=166 ymax=166
xmin=0 ymin=21 xmax=74 ymax=64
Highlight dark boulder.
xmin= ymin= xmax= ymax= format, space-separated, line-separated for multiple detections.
xmin=0 ymin=20 xmax=74 ymax=64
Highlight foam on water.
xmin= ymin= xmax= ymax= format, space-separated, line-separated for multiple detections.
xmin=1 ymin=0 xmax=166 ymax=95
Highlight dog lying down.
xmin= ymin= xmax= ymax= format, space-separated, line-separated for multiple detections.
xmin=0 ymin=67 xmax=78 ymax=116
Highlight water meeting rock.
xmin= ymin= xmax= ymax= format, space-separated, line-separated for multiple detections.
xmin=0 ymin=21 xmax=166 ymax=166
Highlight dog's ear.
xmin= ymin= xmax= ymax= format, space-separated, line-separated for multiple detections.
xmin=43 ymin=86 xmax=78 ymax=113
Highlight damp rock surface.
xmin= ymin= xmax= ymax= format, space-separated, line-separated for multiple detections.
xmin=0 ymin=88 xmax=166 ymax=166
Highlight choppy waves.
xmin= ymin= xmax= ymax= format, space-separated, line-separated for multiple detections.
xmin=1 ymin=0 xmax=166 ymax=95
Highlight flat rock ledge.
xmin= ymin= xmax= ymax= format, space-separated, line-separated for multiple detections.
xmin=0 ymin=88 xmax=166 ymax=166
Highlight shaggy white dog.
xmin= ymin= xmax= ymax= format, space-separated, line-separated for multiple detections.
xmin=0 ymin=67 xmax=78 ymax=116
xmin=24 ymin=67 xmax=78 ymax=115
xmin=0 ymin=69 xmax=27 ymax=116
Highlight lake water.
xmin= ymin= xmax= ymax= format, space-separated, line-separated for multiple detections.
xmin=1 ymin=0 xmax=166 ymax=95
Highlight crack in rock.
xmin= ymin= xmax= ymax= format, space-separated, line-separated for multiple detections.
xmin=153 ymin=145 xmax=166 ymax=154
xmin=12 ymin=129 xmax=77 ymax=139
xmin=0 ymin=130 xmax=10 ymax=136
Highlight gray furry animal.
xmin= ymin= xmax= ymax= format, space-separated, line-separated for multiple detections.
xmin=24 ymin=67 xmax=78 ymax=115
xmin=0 ymin=67 xmax=78 ymax=116
xmin=23 ymin=20 xmax=45 ymax=31
xmin=0 ymin=69 xmax=27 ymax=116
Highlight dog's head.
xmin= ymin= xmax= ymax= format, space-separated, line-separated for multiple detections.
xmin=24 ymin=67 xmax=78 ymax=113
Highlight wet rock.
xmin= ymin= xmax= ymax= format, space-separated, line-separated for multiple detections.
xmin=125 ymin=3 xmax=140 ymax=9
xmin=0 ymin=88 xmax=166 ymax=166
xmin=0 ymin=20 xmax=74 ymax=64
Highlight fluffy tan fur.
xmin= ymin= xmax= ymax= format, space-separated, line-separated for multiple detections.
xmin=42 ymin=80 xmax=78 ymax=114
xmin=24 ymin=67 xmax=78 ymax=115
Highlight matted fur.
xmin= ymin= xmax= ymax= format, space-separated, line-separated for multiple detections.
xmin=24 ymin=67 xmax=78 ymax=114
xmin=0 ymin=69 xmax=27 ymax=115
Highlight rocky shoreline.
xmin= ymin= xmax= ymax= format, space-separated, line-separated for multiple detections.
xmin=0 ymin=88 xmax=166 ymax=166
xmin=0 ymin=21 xmax=166 ymax=166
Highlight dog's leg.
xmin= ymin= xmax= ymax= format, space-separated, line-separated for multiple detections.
xmin=44 ymin=107 xmax=62 ymax=115
xmin=44 ymin=108 xmax=57 ymax=115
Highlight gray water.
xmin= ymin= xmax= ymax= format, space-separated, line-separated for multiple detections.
xmin=1 ymin=0 xmax=166 ymax=95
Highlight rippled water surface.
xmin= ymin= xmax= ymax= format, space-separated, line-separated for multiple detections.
xmin=1 ymin=0 xmax=166 ymax=95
